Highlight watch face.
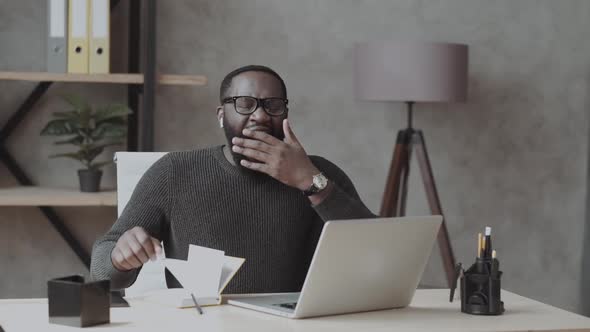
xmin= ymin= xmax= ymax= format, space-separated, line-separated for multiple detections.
xmin=313 ymin=173 xmax=328 ymax=189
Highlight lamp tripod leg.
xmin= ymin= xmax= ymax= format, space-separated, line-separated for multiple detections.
xmin=412 ymin=130 xmax=456 ymax=288
xmin=380 ymin=129 xmax=412 ymax=217
xmin=398 ymin=130 xmax=413 ymax=216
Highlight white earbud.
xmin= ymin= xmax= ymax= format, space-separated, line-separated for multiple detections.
xmin=219 ymin=119 xmax=224 ymax=128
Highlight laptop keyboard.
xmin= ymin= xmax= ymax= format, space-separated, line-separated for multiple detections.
xmin=273 ymin=302 xmax=297 ymax=310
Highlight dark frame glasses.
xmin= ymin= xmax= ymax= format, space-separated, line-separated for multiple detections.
xmin=222 ymin=96 xmax=289 ymax=116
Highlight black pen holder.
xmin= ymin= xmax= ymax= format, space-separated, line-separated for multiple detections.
xmin=48 ymin=275 xmax=110 ymax=327
xmin=460 ymin=258 xmax=504 ymax=315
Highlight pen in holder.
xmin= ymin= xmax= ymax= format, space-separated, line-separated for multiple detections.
xmin=450 ymin=228 xmax=505 ymax=315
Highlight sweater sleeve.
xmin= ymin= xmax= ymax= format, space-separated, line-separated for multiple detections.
xmin=90 ymin=154 xmax=172 ymax=290
xmin=310 ymin=156 xmax=377 ymax=221
xmin=298 ymin=157 xmax=377 ymax=282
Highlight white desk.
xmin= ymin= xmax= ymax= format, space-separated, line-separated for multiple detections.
xmin=1 ymin=289 xmax=590 ymax=331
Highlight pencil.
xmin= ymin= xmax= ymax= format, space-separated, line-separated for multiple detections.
xmin=485 ymin=227 xmax=492 ymax=258
xmin=190 ymin=293 xmax=203 ymax=315
xmin=478 ymin=233 xmax=482 ymax=258
xmin=491 ymin=250 xmax=499 ymax=277
xmin=482 ymin=237 xmax=486 ymax=258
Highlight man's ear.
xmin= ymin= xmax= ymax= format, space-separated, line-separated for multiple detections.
xmin=216 ymin=107 xmax=224 ymax=128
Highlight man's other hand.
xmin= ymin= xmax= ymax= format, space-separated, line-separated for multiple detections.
xmin=111 ymin=226 xmax=162 ymax=272
xmin=232 ymin=119 xmax=320 ymax=191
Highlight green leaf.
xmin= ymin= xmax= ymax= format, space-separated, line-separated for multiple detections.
xmin=62 ymin=94 xmax=93 ymax=130
xmin=51 ymin=111 xmax=79 ymax=119
xmin=79 ymin=106 xmax=91 ymax=128
xmin=40 ymin=119 xmax=78 ymax=136
xmin=95 ymin=104 xmax=132 ymax=123
xmin=92 ymin=141 xmax=124 ymax=151
xmin=97 ymin=117 xmax=126 ymax=126
xmin=49 ymin=152 xmax=84 ymax=161
xmin=92 ymin=122 xmax=127 ymax=139
xmin=53 ymin=136 xmax=84 ymax=145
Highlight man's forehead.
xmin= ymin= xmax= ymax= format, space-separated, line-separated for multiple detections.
xmin=227 ymin=71 xmax=284 ymax=98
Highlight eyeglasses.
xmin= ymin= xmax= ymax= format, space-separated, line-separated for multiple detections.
xmin=222 ymin=96 xmax=289 ymax=116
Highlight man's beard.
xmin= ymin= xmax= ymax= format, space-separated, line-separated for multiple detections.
xmin=223 ymin=123 xmax=285 ymax=175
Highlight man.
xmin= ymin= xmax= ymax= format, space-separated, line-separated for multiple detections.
xmin=90 ymin=65 xmax=375 ymax=293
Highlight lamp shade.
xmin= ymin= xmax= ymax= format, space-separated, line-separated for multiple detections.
xmin=354 ymin=41 xmax=468 ymax=102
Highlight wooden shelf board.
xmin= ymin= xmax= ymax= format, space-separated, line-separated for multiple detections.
xmin=0 ymin=186 xmax=117 ymax=206
xmin=158 ymin=74 xmax=208 ymax=86
xmin=0 ymin=71 xmax=207 ymax=86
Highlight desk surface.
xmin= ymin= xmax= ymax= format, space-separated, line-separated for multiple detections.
xmin=1 ymin=289 xmax=589 ymax=332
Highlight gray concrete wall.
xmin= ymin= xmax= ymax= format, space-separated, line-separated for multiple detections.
xmin=1 ymin=0 xmax=589 ymax=314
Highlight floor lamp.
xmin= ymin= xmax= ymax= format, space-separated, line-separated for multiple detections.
xmin=354 ymin=41 xmax=469 ymax=287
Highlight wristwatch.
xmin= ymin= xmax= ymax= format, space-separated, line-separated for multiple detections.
xmin=302 ymin=172 xmax=329 ymax=196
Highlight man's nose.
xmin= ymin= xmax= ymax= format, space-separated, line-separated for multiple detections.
xmin=249 ymin=105 xmax=271 ymax=123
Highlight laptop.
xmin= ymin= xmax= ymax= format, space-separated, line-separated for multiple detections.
xmin=228 ymin=215 xmax=442 ymax=319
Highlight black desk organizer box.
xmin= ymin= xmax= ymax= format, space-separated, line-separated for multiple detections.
xmin=455 ymin=257 xmax=505 ymax=315
xmin=47 ymin=275 xmax=110 ymax=327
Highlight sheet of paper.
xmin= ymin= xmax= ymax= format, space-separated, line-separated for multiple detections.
xmin=164 ymin=245 xmax=225 ymax=298
xmin=124 ymin=247 xmax=167 ymax=297
xmin=124 ymin=260 xmax=167 ymax=297
xmin=219 ymin=256 xmax=246 ymax=292
xmin=188 ymin=245 xmax=225 ymax=296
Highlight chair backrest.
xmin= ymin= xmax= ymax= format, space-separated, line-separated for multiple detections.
xmin=115 ymin=152 xmax=168 ymax=217
xmin=114 ymin=152 xmax=168 ymax=296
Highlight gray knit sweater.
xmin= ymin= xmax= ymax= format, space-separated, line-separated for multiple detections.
xmin=90 ymin=145 xmax=375 ymax=293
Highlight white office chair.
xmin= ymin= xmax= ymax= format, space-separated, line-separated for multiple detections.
xmin=114 ymin=151 xmax=169 ymax=297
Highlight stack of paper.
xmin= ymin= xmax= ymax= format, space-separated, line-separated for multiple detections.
xmin=133 ymin=245 xmax=245 ymax=308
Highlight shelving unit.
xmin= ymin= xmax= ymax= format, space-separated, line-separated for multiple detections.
xmin=0 ymin=187 xmax=117 ymax=206
xmin=0 ymin=71 xmax=207 ymax=86
xmin=0 ymin=0 xmax=206 ymax=268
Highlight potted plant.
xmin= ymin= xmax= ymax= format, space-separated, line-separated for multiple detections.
xmin=41 ymin=95 xmax=132 ymax=192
